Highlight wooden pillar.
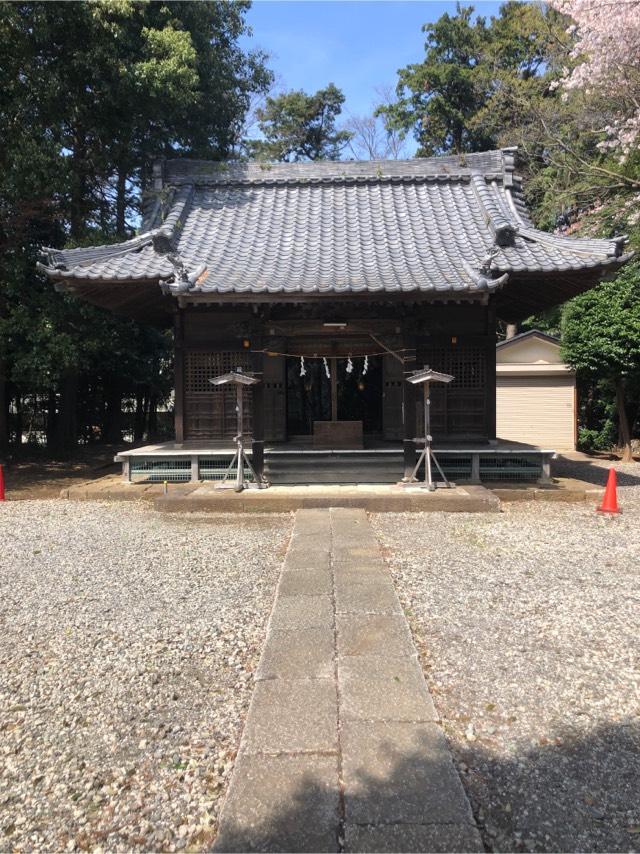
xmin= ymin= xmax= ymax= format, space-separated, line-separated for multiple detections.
xmin=485 ymin=302 xmax=497 ymax=442
xmin=330 ymin=357 xmax=338 ymax=422
xmin=402 ymin=328 xmax=418 ymax=479
xmin=250 ymin=332 xmax=265 ymax=479
xmin=174 ymin=309 xmax=185 ymax=444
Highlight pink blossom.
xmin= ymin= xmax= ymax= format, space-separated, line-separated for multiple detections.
xmin=549 ymin=1 xmax=640 ymax=155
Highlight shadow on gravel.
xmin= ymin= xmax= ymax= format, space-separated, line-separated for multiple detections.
xmin=553 ymin=455 xmax=640 ymax=487
xmin=212 ymin=721 xmax=640 ymax=853
xmin=459 ymin=719 xmax=640 ymax=853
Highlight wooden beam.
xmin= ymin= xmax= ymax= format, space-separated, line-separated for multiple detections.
xmin=250 ymin=330 xmax=265 ymax=479
xmin=174 ymin=309 xmax=185 ymax=443
xmin=331 ymin=357 xmax=338 ymax=422
xmin=402 ymin=324 xmax=418 ymax=479
xmin=485 ymin=302 xmax=497 ymax=441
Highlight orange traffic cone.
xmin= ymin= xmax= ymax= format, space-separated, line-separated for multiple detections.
xmin=597 ymin=467 xmax=621 ymax=514
xmin=0 ymin=465 xmax=5 ymax=501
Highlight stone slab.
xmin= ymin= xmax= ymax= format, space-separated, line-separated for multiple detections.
xmin=269 ymin=595 xmax=333 ymax=631
xmin=284 ymin=551 xmax=331 ymax=571
xmin=333 ymin=559 xmax=384 ymax=574
xmin=152 ymin=484 xmax=501 ymax=513
xmin=337 ymin=613 xmax=415 ymax=658
xmin=338 ymin=656 xmax=437 ymax=722
xmin=212 ymin=753 xmax=340 ymax=852
xmin=279 ymin=568 xmax=333 ymax=596
xmin=242 ymin=679 xmax=337 ymax=754
xmin=341 ymin=720 xmax=475 ymax=826
xmin=335 ymin=582 xmax=401 ymax=615
xmin=334 ymin=570 xmax=396 ymax=594
xmin=344 ymin=822 xmax=483 ymax=853
xmin=332 ymin=545 xmax=381 ymax=563
xmin=215 ymin=506 xmax=480 ymax=853
xmin=256 ymin=628 xmax=335 ymax=681
xmin=289 ymin=530 xmax=332 ymax=548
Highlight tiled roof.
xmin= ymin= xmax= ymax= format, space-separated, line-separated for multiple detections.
xmin=39 ymin=149 xmax=629 ymax=300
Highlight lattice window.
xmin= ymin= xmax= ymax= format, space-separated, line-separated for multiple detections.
xmin=421 ymin=346 xmax=485 ymax=388
xmin=184 ymin=351 xmax=251 ymax=441
xmin=417 ymin=345 xmax=486 ymax=437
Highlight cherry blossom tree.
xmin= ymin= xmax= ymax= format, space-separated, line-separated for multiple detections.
xmin=550 ymin=1 xmax=640 ymax=156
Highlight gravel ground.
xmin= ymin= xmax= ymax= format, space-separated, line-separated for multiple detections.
xmin=372 ymin=458 xmax=640 ymax=853
xmin=0 ymin=501 xmax=291 ymax=852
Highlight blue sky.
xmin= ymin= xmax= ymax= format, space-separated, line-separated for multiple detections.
xmin=243 ymin=1 xmax=504 ymax=151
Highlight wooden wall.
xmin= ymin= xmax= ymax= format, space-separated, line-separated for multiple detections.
xmin=174 ymin=301 xmax=497 ymax=444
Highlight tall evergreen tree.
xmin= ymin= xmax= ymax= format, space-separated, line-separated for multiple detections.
xmin=379 ymin=2 xmax=568 ymax=157
xmin=0 ymin=1 xmax=271 ymax=453
xmin=249 ymin=84 xmax=352 ymax=162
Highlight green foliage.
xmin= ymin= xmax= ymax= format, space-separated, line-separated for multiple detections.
xmin=379 ymin=2 xmax=568 ymax=157
xmin=560 ymin=265 xmax=640 ymax=456
xmin=520 ymin=308 xmax=562 ymax=338
xmin=250 ymin=84 xmax=352 ymax=162
xmin=383 ymin=0 xmax=640 ymax=449
xmin=0 ymin=0 xmax=271 ymax=450
xmin=561 ymin=265 xmax=640 ymax=378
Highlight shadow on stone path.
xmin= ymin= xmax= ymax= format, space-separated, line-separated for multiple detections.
xmin=212 ymin=508 xmax=481 ymax=853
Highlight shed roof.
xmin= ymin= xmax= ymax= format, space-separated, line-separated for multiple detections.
xmin=496 ymin=329 xmax=560 ymax=349
xmin=38 ymin=149 xmax=630 ymax=322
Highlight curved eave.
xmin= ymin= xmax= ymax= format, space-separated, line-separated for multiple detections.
xmin=46 ymin=274 xmax=175 ymax=326
xmin=494 ymin=252 xmax=634 ymax=321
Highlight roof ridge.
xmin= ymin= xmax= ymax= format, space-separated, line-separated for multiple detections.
xmin=470 ymin=174 xmax=518 ymax=247
xmin=159 ymin=148 xmax=515 ymax=188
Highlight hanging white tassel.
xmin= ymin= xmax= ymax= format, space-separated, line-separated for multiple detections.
xmin=323 ymin=357 xmax=331 ymax=379
xmin=299 ymin=355 xmax=306 ymax=377
xmin=346 ymin=356 xmax=353 ymax=374
xmin=363 ymin=355 xmax=369 ymax=376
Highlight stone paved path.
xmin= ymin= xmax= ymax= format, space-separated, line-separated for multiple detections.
xmin=213 ymin=509 xmax=482 ymax=853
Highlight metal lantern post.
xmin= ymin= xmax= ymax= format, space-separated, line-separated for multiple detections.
xmin=208 ymin=368 xmax=269 ymax=492
xmin=405 ymin=366 xmax=455 ymax=491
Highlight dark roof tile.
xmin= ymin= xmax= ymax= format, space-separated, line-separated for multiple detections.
xmin=39 ymin=148 xmax=629 ymax=297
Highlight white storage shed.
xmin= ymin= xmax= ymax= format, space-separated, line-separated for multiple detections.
xmin=496 ymin=330 xmax=576 ymax=451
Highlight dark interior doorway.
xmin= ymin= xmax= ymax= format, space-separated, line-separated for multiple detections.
xmin=286 ymin=356 xmax=382 ymax=436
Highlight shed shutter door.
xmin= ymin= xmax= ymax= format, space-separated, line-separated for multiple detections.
xmin=496 ymin=375 xmax=575 ymax=450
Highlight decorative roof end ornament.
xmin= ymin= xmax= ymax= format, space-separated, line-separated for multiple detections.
xmin=152 ymin=231 xmax=206 ymax=295
xmin=494 ymin=222 xmax=518 ymax=247
xmin=475 ymin=244 xmax=509 ymax=290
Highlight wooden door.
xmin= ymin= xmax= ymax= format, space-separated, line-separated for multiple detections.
xmin=263 ymin=354 xmax=286 ymax=442
xmin=382 ymin=355 xmax=404 ymax=440
xmin=184 ymin=350 xmax=251 ymax=441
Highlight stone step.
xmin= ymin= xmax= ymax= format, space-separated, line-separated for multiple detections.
xmin=154 ymin=484 xmax=501 ymax=513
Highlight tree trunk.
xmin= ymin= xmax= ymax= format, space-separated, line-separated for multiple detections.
xmin=102 ymin=381 xmax=123 ymax=444
xmin=70 ymin=136 xmax=88 ymax=240
xmin=148 ymin=392 xmax=158 ymax=441
xmin=615 ymin=378 xmax=633 ymax=462
xmin=46 ymin=388 xmax=57 ymax=448
xmin=14 ymin=391 xmax=23 ymax=447
xmin=134 ymin=388 xmax=146 ymax=442
xmin=0 ymin=362 xmax=8 ymax=455
xmin=116 ymin=166 xmax=127 ymax=237
xmin=54 ymin=372 xmax=78 ymax=454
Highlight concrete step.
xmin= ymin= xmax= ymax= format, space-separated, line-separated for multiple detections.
xmin=153 ymin=484 xmax=501 ymax=513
